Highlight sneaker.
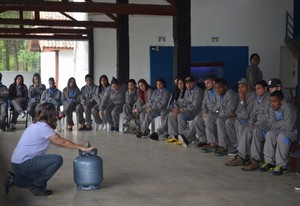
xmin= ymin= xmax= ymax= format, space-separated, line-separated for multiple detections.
xmin=295 ymin=186 xmax=300 ymax=191
xmin=29 ymin=186 xmax=53 ymax=196
xmin=85 ymin=125 xmax=92 ymax=130
xmin=202 ymin=145 xmax=217 ymax=153
xmin=228 ymin=148 xmax=238 ymax=156
xmin=225 ymin=155 xmax=245 ymax=166
xmin=102 ymin=124 xmax=107 ymax=131
xmin=259 ymin=161 xmax=275 ymax=172
xmin=78 ymin=124 xmax=86 ymax=131
xmin=57 ymin=112 xmax=65 ymax=120
xmin=136 ymin=130 xmax=144 ymax=138
xmin=290 ymin=148 xmax=300 ymax=158
xmin=178 ymin=134 xmax=189 ymax=147
xmin=4 ymin=171 xmax=15 ymax=194
xmin=149 ymin=132 xmax=159 ymax=141
xmin=114 ymin=126 xmax=119 ymax=132
xmin=123 ymin=124 xmax=129 ymax=133
xmin=174 ymin=141 xmax=183 ymax=146
xmin=197 ymin=142 xmax=208 ymax=148
xmin=20 ymin=111 xmax=26 ymax=118
xmin=67 ymin=125 xmax=73 ymax=131
xmin=272 ymin=165 xmax=288 ymax=175
xmin=165 ymin=135 xmax=178 ymax=143
xmin=10 ymin=123 xmax=16 ymax=130
xmin=142 ymin=129 xmax=151 ymax=137
xmin=241 ymin=160 xmax=259 ymax=171
xmin=110 ymin=126 xmax=115 ymax=132
xmin=215 ymin=147 xmax=228 ymax=156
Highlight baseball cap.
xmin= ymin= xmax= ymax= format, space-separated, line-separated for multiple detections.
xmin=185 ymin=76 xmax=195 ymax=83
xmin=268 ymin=78 xmax=282 ymax=88
xmin=238 ymin=77 xmax=249 ymax=85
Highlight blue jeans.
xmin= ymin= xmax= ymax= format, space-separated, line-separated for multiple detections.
xmin=11 ymin=154 xmax=63 ymax=189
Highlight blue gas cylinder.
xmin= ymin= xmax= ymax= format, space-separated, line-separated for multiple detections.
xmin=73 ymin=148 xmax=103 ymax=190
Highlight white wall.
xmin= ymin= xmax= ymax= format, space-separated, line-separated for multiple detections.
xmin=92 ymin=0 xmax=293 ymax=83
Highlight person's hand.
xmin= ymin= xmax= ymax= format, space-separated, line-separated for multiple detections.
xmin=79 ymin=140 xmax=95 ymax=151
xmin=146 ymin=107 xmax=152 ymax=113
xmin=202 ymin=112 xmax=209 ymax=119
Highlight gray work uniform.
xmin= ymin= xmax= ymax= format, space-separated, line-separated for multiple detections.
xmin=134 ymin=88 xmax=154 ymax=129
xmin=92 ymin=86 xmax=109 ymax=125
xmin=76 ymin=84 xmax=98 ymax=126
xmin=140 ymin=88 xmax=171 ymax=131
xmin=61 ymin=86 xmax=81 ymax=126
xmin=122 ymin=87 xmax=138 ymax=125
xmin=27 ymin=84 xmax=46 ymax=118
xmin=9 ymin=84 xmax=28 ymax=124
xmin=226 ymin=90 xmax=256 ymax=147
xmin=40 ymin=87 xmax=63 ymax=108
xmin=100 ymin=84 xmax=126 ymax=127
xmin=0 ymin=83 xmax=9 ymax=125
xmin=261 ymin=101 xmax=296 ymax=166
xmin=237 ymin=92 xmax=270 ymax=159
xmin=202 ymin=89 xmax=218 ymax=143
xmin=246 ymin=64 xmax=263 ymax=89
xmin=168 ymin=86 xmax=203 ymax=137
xmin=216 ymin=90 xmax=239 ymax=148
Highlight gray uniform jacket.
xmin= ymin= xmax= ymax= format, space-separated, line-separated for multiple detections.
xmin=179 ymin=86 xmax=203 ymax=114
xmin=0 ymin=84 xmax=9 ymax=104
xmin=268 ymin=101 xmax=296 ymax=131
xmin=202 ymin=89 xmax=218 ymax=114
xmin=134 ymin=87 xmax=154 ymax=112
xmin=80 ymin=84 xmax=98 ymax=105
xmin=40 ymin=87 xmax=63 ymax=106
xmin=125 ymin=87 xmax=138 ymax=107
xmin=147 ymin=88 xmax=171 ymax=113
xmin=100 ymin=84 xmax=127 ymax=111
xmin=249 ymin=92 xmax=270 ymax=126
xmin=94 ymin=86 xmax=108 ymax=105
xmin=28 ymin=84 xmax=46 ymax=103
xmin=216 ymin=89 xmax=238 ymax=118
xmin=61 ymin=87 xmax=81 ymax=104
xmin=236 ymin=90 xmax=256 ymax=119
xmin=246 ymin=64 xmax=263 ymax=89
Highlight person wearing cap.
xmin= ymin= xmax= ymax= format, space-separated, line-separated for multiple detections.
xmin=136 ymin=78 xmax=171 ymax=138
xmin=268 ymin=78 xmax=294 ymax=104
xmin=246 ymin=53 xmax=263 ymax=89
xmin=208 ymin=78 xmax=238 ymax=156
xmin=0 ymin=73 xmax=9 ymax=130
xmin=225 ymin=78 xmax=256 ymax=155
xmin=165 ymin=76 xmax=204 ymax=147
xmin=257 ymin=91 xmax=296 ymax=175
xmin=226 ymin=80 xmax=270 ymax=170
xmin=8 ymin=74 xmax=28 ymax=130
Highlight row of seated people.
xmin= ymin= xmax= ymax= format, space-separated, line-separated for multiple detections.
xmin=145 ymin=75 xmax=297 ymax=176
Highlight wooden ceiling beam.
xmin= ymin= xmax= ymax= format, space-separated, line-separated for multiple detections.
xmin=0 ymin=28 xmax=89 ymax=35
xmin=0 ymin=18 xmax=117 ymax=28
xmin=166 ymin=0 xmax=176 ymax=6
xmin=0 ymin=1 xmax=176 ymax=16
xmin=0 ymin=34 xmax=89 ymax=40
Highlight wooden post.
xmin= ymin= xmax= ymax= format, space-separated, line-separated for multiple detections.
xmin=116 ymin=0 xmax=129 ymax=84
xmin=88 ymin=28 xmax=94 ymax=77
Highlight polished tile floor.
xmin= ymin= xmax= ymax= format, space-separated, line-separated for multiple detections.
xmin=1 ymin=125 xmax=300 ymax=206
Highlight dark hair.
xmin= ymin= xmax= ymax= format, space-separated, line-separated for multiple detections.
xmin=32 ymin=73 xmax=41 ymax=84
xmin=215 ymin=78 xmax=227 ymax=86
xmin=85 ymin=74 xmax=93 ymax=80
xmin=48 ymin=77 xmax=55 ymax=83
xmin=250 ymin=53 xmax=260 ymax=61
xmin=155 ymin=78 xmax=167 ymax=88
xmin=128 ymin=79 xmax=136 ymax=85
xmin=137 ymin=79 xmax=151 ymax=103
xmin=270 ymin=90 xmax=284 ymax=100
xmin=14 ymin=74 xmax=24 ymax=85
xmin=173 ymin=77 xmax=186 ymax=101
xmin=67 ymin=77 xmax=77 ymax=90
xmin=204 ymin=75 xmax=217 ymax=82
xmin=99 ymin=75 xmax=110 ymax=92
xmin=255 ymin=80 xmax=268 ymax=88
xmin=33 ymin=103 xmax=58 ymax=129
xmin=111 ymin=77 xmax=119 ymax=85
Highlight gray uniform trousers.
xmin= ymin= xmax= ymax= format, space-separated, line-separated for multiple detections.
xmin=140 ymin=110 xmax=160 ymax=131
xmin=156 ymin=109 xmax=171 ymax=135
xmin=63 ymin=101 xmax=78 ymax=125
xmin=27 ymin=101 xmax=38 ymax=118
xmin=103 ymin=102 xmax=123 ymax=127
xmin=0 ymin=102 xmax=7 ymax=125
xmin=123 ymin=104 xmax=133 ymax=125
xmin=11 ymin=99 xmax=27 ymax=124
xmin=264 ymin=130 xmax=297 ymax=167
xmin=238 ymin=124 xmax=267 ymax=159
xmin=204 ymin=113 xmax=218 ymax=144
xmin=181 ymin=113 xmax=206 ymax=143
xmin=167 ymin=110 xmax=195 ymax=136
xmin=234 ymin=119 xmax=248 ymax=147
xmin=76 ymin=102 xmax=97 ymax=126
xmin=91 ymin=105 xmax=105 ymax=125
xmin=217 ymin=116 xmax=237 ymax=149
xmin=250 ymin=126 xmax=269 ymax=161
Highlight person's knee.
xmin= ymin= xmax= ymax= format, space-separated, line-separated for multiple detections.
xmin=54 ymin=155 xmax=63 ymax=168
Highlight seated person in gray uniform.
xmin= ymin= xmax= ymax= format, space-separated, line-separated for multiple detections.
xmin=226 ymin=80 xmax=270 ymax=167
xmin=76 ymin=74 xmax=98 ymax=131
xmin=8 ymin=74 xmax=28 ymax=130
xmin=61 ymin=77 xmax=81 ymax=131
xmin=258 ymin=91 xmax=296 ymax=175
xmin=268 ymin=78 xmax=294 ymax=104
xmin=0 ymin=73 xmax=9 ymax=130
xmin=27 ymin=73 xmax=46 ymax=118
xmin=149 ymin=77 xmax=186 ymax=140
xmin=39 ymin=77 xmax=62 ymax=115
xmin=99 ymin=77 xmax=126 ymax=132
xmin=226 ymin=78 xmax=256 ymax=155
xmin=92 ymin=75 xmax=110 ymax=131
xmin=122 ymin=79 xmax=138 ymax=133
xmin=167 ymin=76 xmax=204 ymax=147
xmin=136 ymin=78 xmax=171 ymax=138
xmin=132 ymin=79 xmax=154 ymax=133
xmin=211 ymin=78 xmax=238 ymax=156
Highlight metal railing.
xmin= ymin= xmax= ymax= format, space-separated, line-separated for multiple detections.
xmin=285 ymin=11 xmax=300 ymax=49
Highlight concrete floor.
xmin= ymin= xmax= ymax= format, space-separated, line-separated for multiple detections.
xmin=1 ymin=125 xmax=300 ymax=206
